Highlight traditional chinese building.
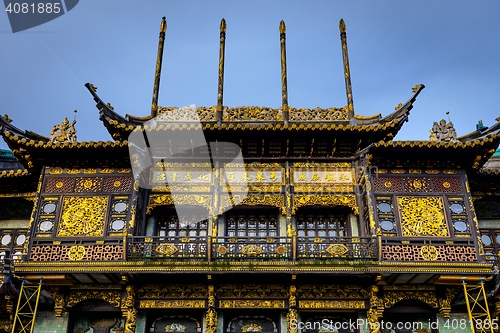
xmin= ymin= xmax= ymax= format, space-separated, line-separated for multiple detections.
xmin=0 ymin=17 xmax=500 ymax=333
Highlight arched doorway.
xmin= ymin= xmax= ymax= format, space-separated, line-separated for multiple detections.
xmin=383 ymin=300 xmax=436 ymax=333
xmin=67 ymin=299 xmax=122 ymax=333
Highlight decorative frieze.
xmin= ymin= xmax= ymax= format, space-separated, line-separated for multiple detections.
xmin=139 ymin=300 xmax=205 ymax=308
xmin=382 ymin=244 xmax=476 ymax=261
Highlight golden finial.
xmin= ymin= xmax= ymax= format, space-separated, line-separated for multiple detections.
xmin=151 ymin=16 xmax=167 ymax=117
xmin=339 ymin=18 xmax=354 ymax=117
xmin=160 ymin=16 xmax=167 ymax=33
xmin=279 ymin=19 xmax=288 ymax=123
xmin=2 ymin=114 xmax=12 ymax=123
xmin=220 ymin=18 xmax=226 ymax=32
xmin=216 ymin=18 xmax=227 ymax=120
xmin=279 ymin=20 xmax=286 ymax=34
xmin=339 ymin=19 xmax=346 ymax=33
xmin=412 ymin=84 xmax=420 ymax=93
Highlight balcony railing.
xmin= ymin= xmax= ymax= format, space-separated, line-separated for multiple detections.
xmin=381 ymin=238 xmax=480 ymax=263
xmin=211 ymin=236 xmax=291 ymax=260
xmin=127 ymin=236 xmax=208 ymax=260
xmin=297 ymin=236 xmax=377 ymax=260
xmin=125 ymin=235 xmax=377 ymax=261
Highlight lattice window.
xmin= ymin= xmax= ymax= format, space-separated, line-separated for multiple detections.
xmin=447 ymin=197 xmax=470 ymax=235
xmin=476 ymin=199 xmax=500 ymax=262
xmin=296 ymin=210 xmax=348 ymax=239
xmin=102 ymin=176 xmax=132 ymax=192
xmin=479 ymin=229 xmax=500 ymax=262
xmin=403 ymin=177 xmax=432 ymax=193
xmin=432 ymin=177 xmax=463 ymax=193
xmin=156 ymin=208 xmax=208 ymax=238
xmin=226 ymin=210 xmax=278 ymax=238
xmin=373 ymin=176 xmax=403 ymax=193
xmin=44 ymin=177 xmax=74 ymax=193
xmin=74 ymin=177 xmax=103 ymax=193
xmin=376 ymin=196 xmax=397 ymax=234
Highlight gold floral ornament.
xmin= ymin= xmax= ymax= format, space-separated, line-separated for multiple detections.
xmin=397 ymin=196 xmax=448 ymax=237
xmin=217 ymin=245 xmax=228 ymax=255
xmin=276 ymin=246 xmax=287 ymax=255
xmin=156 ymin=243 xmax=178 ymax=256
xmin=67 ymin=245 xmax=86 ymax=261
xmin=55 ymin=181 xmax=64 ymax=189
xmin=57 ymin=196 xmax=108 ymax=237
xmin=420 ymin=245 xmax=439 ymax=261
xmin=241 ymin=245 xmax=263 ymax=256
xmin=326 ymin=244 xmax=349 ymax=257
xmin=443 ymin=181 xmax=451 ymax=189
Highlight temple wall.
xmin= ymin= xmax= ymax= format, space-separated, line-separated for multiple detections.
xmin=33 ymin=312 xmax=68 ymax=333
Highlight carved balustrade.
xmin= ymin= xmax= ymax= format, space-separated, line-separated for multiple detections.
xmin=211 ymin=236 xmax=291 ymax=260
xmin=297 ymin=236 xmax=377 ymax=260
xmin=127 ymin=236 xmax=208 ymax=260
xmin=127 ymin=236 xmax=380 ymax=262
xmin=381 ymin=238 xmax=478 ymax=262
xmin=30 ymin=237 xmax=124 ymax=261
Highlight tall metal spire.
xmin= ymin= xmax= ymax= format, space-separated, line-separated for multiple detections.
xmin=280 ymin=20 xmax=289 ymax=124
xmin=339 ymin=19 xmax=354 ymax=118
xmin=151 ymin=17 xmax=167 ymax=117
xmin=216 ymin=18 xmax=226 ymax=123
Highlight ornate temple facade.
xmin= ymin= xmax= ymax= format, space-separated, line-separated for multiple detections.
xmin=0 ymin=17 xmax=500 ymax=333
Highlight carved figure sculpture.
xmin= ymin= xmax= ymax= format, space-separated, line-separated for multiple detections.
xmin=50 ymin=117 xmax=77 ymax=143
xmin=429 ymin=119 xmax=457 ymax=143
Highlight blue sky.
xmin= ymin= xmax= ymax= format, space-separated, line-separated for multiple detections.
xmin=1 ymin=1 xmax=499 ymax=149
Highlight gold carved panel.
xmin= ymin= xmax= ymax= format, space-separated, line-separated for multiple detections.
xmin=219 ymin=194 xmax=284 ymax=214
xmin=292 ymin=194 xmax=358 ymax=214
xmin=397 ymin=196 xmax=448 ymax=237
xmin=147 ymin=194 xmax=212 ymax=215
xmin=139 ymin=300 xmax=205 ymax=308
xmin=57 ymin=196 xmax=108 ymax=237
xmin=138 ymin=284 xmax=207 ymax=299
xmin=219 ymin=300 xmax=285 ymax=308
xmin=383 ymin=291 xmax=438 ymax=308
xmin=298 ymin=300 xmax=366 ymax=309
xmin=67 ymin=290 xmax=121 ymax=307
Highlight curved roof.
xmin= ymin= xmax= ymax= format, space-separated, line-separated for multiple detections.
xmin=369 ymin=132 xmax=500 ymax=170
xmin=86 ymin=82 xmax=425 ymax=142
xmin=459 ymin=116 xmax=500 ymax=142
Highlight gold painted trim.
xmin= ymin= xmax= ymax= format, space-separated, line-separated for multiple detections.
xmin=293 ymin=194 xmax=358 ymax=214
xmin=298 ymin=300 xmax=365 ymax=309
xmin=139 ymin=300 xmax=205 ymax=308
xmin=219 ymin=300 xmax=285 ymax=308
